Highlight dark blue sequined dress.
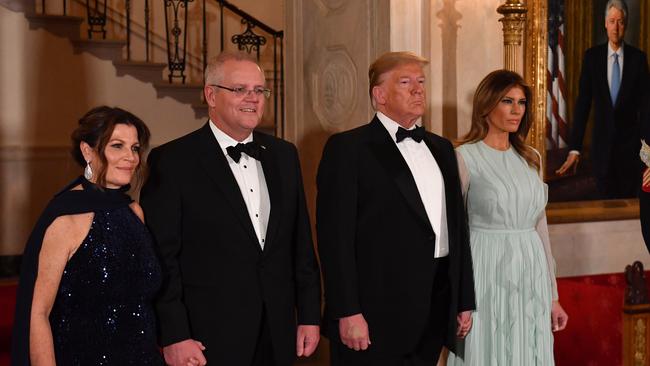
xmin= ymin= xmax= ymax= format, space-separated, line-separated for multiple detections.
xmin=48 ymin=204 xmax=163 ymax=365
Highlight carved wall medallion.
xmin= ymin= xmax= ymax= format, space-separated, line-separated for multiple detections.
xmin=310 ymin=47 xmax=357 ymax=132
xmin=317 ymin=0 xmax=347 ymax=12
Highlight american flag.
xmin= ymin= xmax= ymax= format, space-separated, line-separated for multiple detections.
xmin=547 ymin=0 xmax=568 ymax=150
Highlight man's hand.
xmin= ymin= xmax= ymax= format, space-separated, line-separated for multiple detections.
xmin=162 ymin=339 xmax=207 ymax=366
xmin=556 ymin=153 xmax=579 ymax=175
xmin=551 ymin=301 xmax=569 ymax=332
xmin=456 ymin=310 xmax=472 ymax=339
xmin=339 ymin=313 xmax=371 ymax=351
xmin=296 ymin=325 xmax=320 ymax=357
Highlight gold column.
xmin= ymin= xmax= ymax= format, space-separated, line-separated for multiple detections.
xmin=623 ymin=304 xmax=650 ymax=366
xmin=523 ymin=0 xmax=547 ymax=165
xmin=497 ymin=0 xmax=527 ymax=72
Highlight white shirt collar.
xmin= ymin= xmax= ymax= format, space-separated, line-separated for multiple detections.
xmin=208 ymin=119 xmax=253 ymax=149
xmin=376 ymin=112 xmax=421 ymax=143
xmin=608 ymin=42 xmax=624 ymax=58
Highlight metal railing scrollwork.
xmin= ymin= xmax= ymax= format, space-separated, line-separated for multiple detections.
xmin=34 ymin=0 xmax=285 ymax=137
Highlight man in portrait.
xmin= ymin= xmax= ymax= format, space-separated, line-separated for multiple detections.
xmin=556 ymin=0 xmax=649 ymax=199
xmin=316 ymin=51 xmax=475 ymax=365
xmin=140 ymin=51 xmax=321 ymax=366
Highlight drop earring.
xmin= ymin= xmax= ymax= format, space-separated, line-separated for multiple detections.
xmin=84 ymin=161 xmax=93 ymax=180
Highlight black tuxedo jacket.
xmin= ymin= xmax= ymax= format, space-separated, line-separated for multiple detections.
xmin=140 ymin=123 xmax=321 ymax=366
xmin=316 ymin=117 xmax=475 ymax=355
xmin=569 ymin=43 xmax=649 ymax=183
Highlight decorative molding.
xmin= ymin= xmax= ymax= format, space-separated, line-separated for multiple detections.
xmin=624 ymin=304 xmax=650 ymax=366
xmin=635 ymin=318 xmax=647 ymax=366
xmin=283 ymin=0 xmax=303 ymax=144
xmin=310 ymin=46 xmax=358 ymax=132
xmin=318 ymin=0 xmax=347 ymax=12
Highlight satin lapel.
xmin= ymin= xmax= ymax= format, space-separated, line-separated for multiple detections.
xmin=367 ymin=118 xmax=431 ymax=230
xmin=255 ymin=132 xmax=282 ymax=254
xmin=195 ymin=123 xmax=260 ymax=251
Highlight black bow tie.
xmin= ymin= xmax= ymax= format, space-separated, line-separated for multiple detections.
xmin=396 ymin=126 xmax=425 ymax=143
xmin=226 ymin=142 xmax=262 ymax=163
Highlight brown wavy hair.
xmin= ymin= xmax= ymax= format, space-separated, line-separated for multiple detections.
xmin=457 ymin=69 xmax=539 ymax=171
xmin=71 ymin=106 xmax=151 ymax=189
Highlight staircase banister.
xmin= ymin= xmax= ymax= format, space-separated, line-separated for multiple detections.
xmin=214 ymin=0 xmax=282 ymax=37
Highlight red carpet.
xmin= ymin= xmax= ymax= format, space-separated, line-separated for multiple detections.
xmin=0 ymin=282 xmax=16 ymax=366
xmin=553 ymin=272 xmax=650 ymax=366
xmin=1 ymin=273 xmax=648 ymax=366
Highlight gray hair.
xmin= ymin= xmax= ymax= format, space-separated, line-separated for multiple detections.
xmin=605 ymin=0 xmax=628 ymax=25
xmin=204 ymin=51 xmax=264 ymax=85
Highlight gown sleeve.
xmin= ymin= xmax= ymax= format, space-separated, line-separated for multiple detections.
xmin=456 ymin=150 xmax=470 ymax=200
xmin=532 ymin=149 xmax=559 ymax=301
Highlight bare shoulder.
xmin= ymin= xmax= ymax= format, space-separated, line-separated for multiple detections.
xmin=129 ymin=202 xmax=145 ymax=223
xmin=43 ymin=212 xmax=94 ymax=258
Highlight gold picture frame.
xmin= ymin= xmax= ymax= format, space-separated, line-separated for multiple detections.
xmin=523 ymin=0 xmax=639 ymax=224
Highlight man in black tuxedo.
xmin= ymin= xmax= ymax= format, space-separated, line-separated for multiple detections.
xmin=316 ymin=51 xmax=475 ymax=365
xmin=140 ymin=52 xmax=321 ymax=366
xmin=556 ymin=0 xmax=649 ymax=198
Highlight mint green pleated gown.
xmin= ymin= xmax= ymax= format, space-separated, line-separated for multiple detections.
xmin=447 ymin=141 xmax=556 ymax=366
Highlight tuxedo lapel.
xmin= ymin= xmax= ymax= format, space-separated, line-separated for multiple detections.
xmin=195 ymin=123 xmax=261 ymax=251
xmin=596 ymin=45 xmax=613 ymax=106
xmin=422 ymin=135 xmax=459 ymax=242
xmin=255 ymin=132 xmax=282 ymax=254
xmin=615 ymin=46 xmax=635 ymax=110
xmin=423 ymin=135 xmax=453 ymax=192
xmin=367 ymin=118 xmax=432 ymax=231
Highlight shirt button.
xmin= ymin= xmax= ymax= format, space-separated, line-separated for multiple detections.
xmin=243 ymin=165 xmax=247 ymax=168
xmin=250 ymin=188 xmax=253 ymax=192
xmin=255 ymin=214 xmax=259 ymax=217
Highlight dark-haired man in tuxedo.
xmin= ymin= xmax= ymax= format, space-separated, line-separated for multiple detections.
xmin=316 ymin=51 xmax=475 ymax=365
xmin=141 ymin=51 xmax=321 ymax=366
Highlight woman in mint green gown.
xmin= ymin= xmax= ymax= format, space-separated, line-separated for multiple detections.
xmin=447 ymin=70 xmax=568 ymax=366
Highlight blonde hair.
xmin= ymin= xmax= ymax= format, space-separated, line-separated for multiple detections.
xmin=457 ymin=69 xmax=540 ymax=171
xmin=368 ymin=51 xmax=429 ymax=107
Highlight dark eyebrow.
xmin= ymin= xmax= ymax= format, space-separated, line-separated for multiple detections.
xmin=109 ymin=138 xmax=139 ymax=145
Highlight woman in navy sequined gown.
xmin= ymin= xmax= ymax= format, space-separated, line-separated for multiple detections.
xmin=11 ymin=106 xmax=164 ymax=365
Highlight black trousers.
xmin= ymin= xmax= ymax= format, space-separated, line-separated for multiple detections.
xmin=251 ymin=307 xmax=276 ymax=366
xmin=330 ymin=257 xmax=450 ymax=366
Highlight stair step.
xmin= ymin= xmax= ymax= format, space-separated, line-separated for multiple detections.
xmin=71 ymin=39 xmax=126 ymax=61
xmin=114 ymin=60 xmax=167 ymax=83
xmin=24 ymin=13 xmax=83 ymax=39
xmin=154 ymin=82 xmax=203 ymax=105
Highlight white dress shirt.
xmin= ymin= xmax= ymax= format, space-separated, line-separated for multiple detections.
xmin=607 ymin=42 xmax=624 ymax=90
xmin=377 ymin=112 xmax=449 ymax=258
xmin=209 ymin=121 xmax=271 ymax=249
